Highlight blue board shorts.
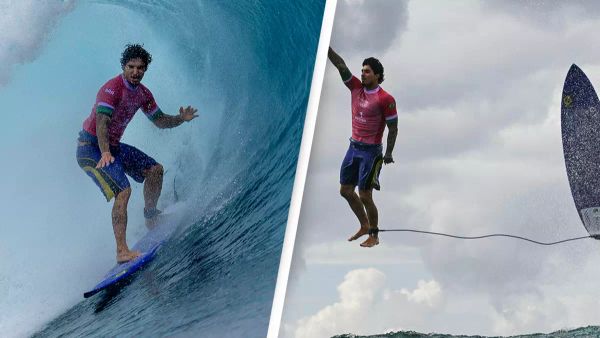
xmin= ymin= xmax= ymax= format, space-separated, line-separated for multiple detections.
xmin=340 ymin=139 xmax=383 ymax=191
xmin=76 ymin=130 xmax=158 ymax=201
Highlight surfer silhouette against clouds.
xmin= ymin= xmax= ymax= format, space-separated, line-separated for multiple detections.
xmin=328 ymin=47 xmax=398 ymax=247
xmin=76 ymin=44 xmax=198 ymax=263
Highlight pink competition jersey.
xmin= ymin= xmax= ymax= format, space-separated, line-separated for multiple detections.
xmin=344 ymin=75 xmax=397 ymax=144
xmin=82 ymin=74 xmax=162 ymax=145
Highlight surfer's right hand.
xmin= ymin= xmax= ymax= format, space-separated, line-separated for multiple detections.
xmin=96 ymin=151 xmax=115 ymax=168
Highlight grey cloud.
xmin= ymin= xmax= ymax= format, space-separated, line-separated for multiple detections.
xmin=331 ymin=0 xmax=409 ymax=55
xmin=483 ymin=0 xmax=600 ymax=27
xmin=288 ymin=1 xmax=600 ymax=333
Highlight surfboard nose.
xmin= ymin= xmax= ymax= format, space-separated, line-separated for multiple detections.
xmin=563 ymin=63 xmax=598 ymax=110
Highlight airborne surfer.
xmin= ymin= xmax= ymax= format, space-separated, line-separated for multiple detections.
xmin=328 ymin=47 xmax=398 ymax=248
xmin=76 ymin=44 xmax=198 ymax=263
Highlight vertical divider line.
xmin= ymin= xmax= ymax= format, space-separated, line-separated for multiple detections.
xmin=266 ymin=0 xmax=339 ymax=337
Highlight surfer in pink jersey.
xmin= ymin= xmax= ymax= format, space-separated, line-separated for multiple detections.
xmin=328 ymin=47 xmax=398 ymax=248
xmin=76 ymin=44 xmax=198 ymax=263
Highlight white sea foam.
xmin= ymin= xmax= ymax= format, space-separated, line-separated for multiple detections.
xmin=0 ymin=0 xmax=75 ymax=85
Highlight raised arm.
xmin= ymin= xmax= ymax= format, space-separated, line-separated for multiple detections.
xmin=328 ymin=47 xmax=352 ymax=82
xmin=152 ymin=106 xmax=198 ymax=129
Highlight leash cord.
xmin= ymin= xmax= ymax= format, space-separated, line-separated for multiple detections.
xmin=375 ymin=228 xmax=593 ymax=246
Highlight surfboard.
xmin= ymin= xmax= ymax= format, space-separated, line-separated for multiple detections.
xmin=83 ymin=205 xmax=182 ymax=298
xmin=561 ymin=64 xmax=600 ymax=238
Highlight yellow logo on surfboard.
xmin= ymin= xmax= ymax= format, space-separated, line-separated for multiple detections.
xmin=563 ymin=95 xmax=573 ymax=108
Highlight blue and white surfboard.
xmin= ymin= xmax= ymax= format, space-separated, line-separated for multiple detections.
xmin=83 ymin=205 xmax=182 ymax=298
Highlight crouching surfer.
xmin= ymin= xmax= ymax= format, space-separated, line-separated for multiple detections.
xmin=76 ymin=44 xmax=198 ymax=263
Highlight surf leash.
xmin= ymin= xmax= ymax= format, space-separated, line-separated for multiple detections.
xmin=369 ymin=228 xmax=594 ymax=246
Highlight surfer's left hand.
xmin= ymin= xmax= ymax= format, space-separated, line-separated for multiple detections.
xmin=179 ymin=106 xmax=198 ymax=122
xmin=383 ymin=154 xmax=394 ymax=164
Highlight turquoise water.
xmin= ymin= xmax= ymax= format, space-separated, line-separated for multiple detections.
xmin=27 ymin=0 xmax=324 ymax=337
xmin=334 ymin=326 xmax=600 ymax=338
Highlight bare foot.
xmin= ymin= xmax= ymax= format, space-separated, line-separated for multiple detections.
xmin=360 ymin=235 xmax=379 ymax=248
xmin=348 ymin=226 xmax=370 ymax=241
xmin=117 ymin=250 xmax=142 ymax=264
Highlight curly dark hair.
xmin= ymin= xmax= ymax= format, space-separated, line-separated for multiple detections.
xmin=120 ymin=44 xmax=152 ymax=69
xmin=362 ymin=57 xmax=384 ymax=84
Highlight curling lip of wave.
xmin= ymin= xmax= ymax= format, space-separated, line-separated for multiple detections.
xmin=27 ymin=0 xmax=324 ymax=337
xmin=0 ymin=0 xmax=75 ymax=85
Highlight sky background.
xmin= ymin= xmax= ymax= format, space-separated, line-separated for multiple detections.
xmin=282 ymin=1 xmax=600 ymax=337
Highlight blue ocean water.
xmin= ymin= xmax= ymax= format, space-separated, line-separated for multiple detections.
xmin=333 ymin=326 xmax=600 ymax=338
xmin=25 ymin=0 xmax=324 ymax=337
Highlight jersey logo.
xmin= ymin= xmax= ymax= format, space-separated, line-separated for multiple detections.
xmin=355 ymin=111 xmax=367 ymax=123
xmin=105 ymin=88 xmax=115 ymax=95
xmin=388 ymin=102 xmax=396 ymax=109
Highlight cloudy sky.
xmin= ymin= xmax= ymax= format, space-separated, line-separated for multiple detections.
xmin=281 ymin=1 xmax=600 ymax=337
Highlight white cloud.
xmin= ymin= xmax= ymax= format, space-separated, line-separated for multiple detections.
xmin=287 ymin=269 xmax=443 ymax=338
xmin=399 ymin=279 xmax=441 ymax=307
xmin=291 ymin=268 xmax=386 ymax=338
